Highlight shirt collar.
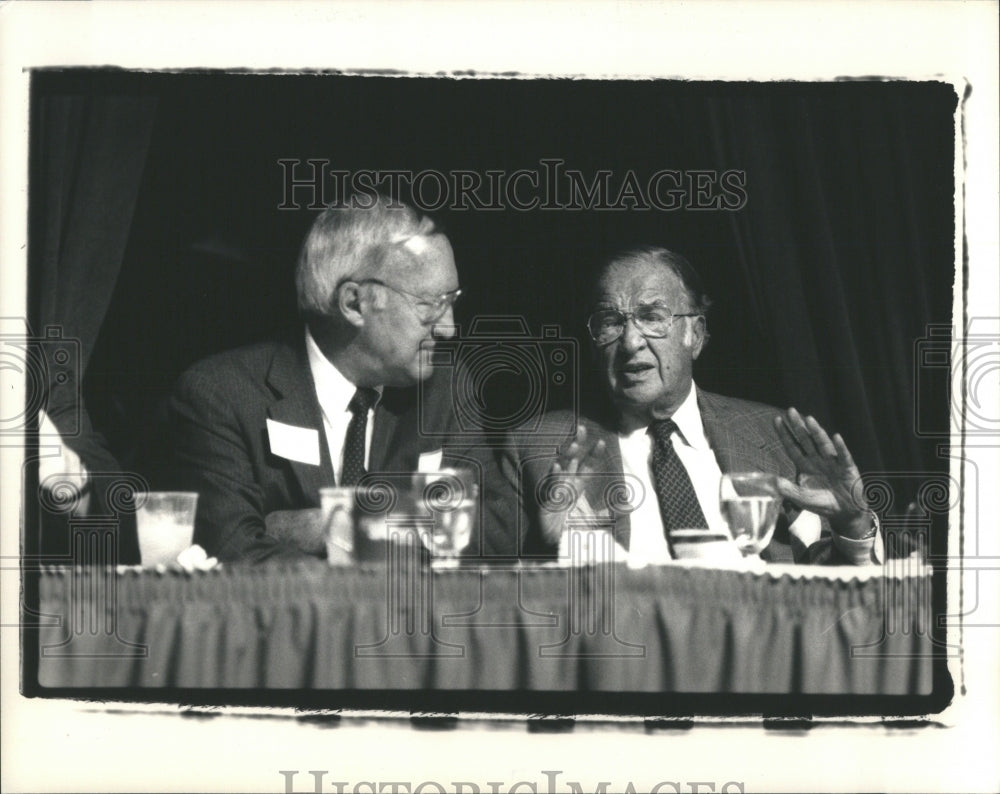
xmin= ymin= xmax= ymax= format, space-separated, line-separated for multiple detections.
xmin=669 ymin=381 xmax=711 ymax=450
xmin=305 ymin=327 xmax=382 ymax=420
xmin=619 ymin=381 xmax=710 ymax=450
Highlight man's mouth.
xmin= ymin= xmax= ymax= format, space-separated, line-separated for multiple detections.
xmin=618 ymin=361 xmax=655 ymax=377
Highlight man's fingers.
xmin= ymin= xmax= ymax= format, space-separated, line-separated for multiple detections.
xmin=804 ymin=415 xmax=838 ymax=458
xmin=774 ymin=415 xmax=810 ymax=469
xmin=561 ymin=424 xmax=588 ymax=457
xmin=560 ymin=424 xmax=606 ymax=471
xmin=550 ymin=428 xmax=608 ymax=511
xmin=582 ymin=438 xmax=606 ymax=471
xmin=786 ymin=408 xmax=823 ymax=458
xmin=781 ymin=408 xmax=808 ymax=448
xmin=560 ymin=425 xmax=587 ymax=461
xmin=774 ymin=476 xmax=804 ymax=505
xmin=575 ymin=425 xmax=604 ymax=462
xmin=832 ymin=433 xmax=858 ymax=472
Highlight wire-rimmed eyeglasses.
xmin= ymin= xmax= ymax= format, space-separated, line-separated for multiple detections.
xmin=352 ymin=278 xmax=462 ymax=323
xmin=586 ymin=304 xmax=701 ymax=345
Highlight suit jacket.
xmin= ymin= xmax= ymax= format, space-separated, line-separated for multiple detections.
xmin=474 ymin=388 xmax=844 ymax=564
xmin=167 ymin=334 xmax=471 ymax=562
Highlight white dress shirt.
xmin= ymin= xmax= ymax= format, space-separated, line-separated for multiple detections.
xmin=305 ymin=329 xmax=381 ymax=484
xmin=619 ymin=382 xmax=730 ymax=565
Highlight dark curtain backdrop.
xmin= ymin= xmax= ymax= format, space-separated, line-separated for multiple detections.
xmin=28 ymin=86 xmax=157 ymax=562
xmin=28 ymin=74 xmax=955 ymax=554
xmin=29 ymin=89 xmax=157 ymax=466
xmin=693 ymin=89 xmax=954 ymax=476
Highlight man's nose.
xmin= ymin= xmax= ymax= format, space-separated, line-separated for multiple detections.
xmin=620 ymin=316 xmax=647 ymax=352
xmin=431 ymin=307 xmax=458 ymax=340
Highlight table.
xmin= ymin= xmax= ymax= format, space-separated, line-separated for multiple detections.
xmin=35 ymin=557 xmax=934 ymax=696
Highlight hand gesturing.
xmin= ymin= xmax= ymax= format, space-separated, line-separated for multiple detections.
xmin=773 ymin=407 xmax=871 ymax=538
xmin=538 ymin=424 xmax=608 ymax=545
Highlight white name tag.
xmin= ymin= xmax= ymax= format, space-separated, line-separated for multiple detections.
xmin=417 ymin=449 xmax=444 ymax=473
xmin=266 ymin=419 xmax=321 ymax=466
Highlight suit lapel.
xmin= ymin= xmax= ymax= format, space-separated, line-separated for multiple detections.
xmin=579 ymin=418 xmax=632 ymax=551
xmin=265 ymin=340 xmax=335 ymax=503
xmin=697 ymin=388 xmax=799 ymax=562
xmin=698 ymin=388 xmax=773 ymax=474
xmin=369 ymin=393 xmax=403 ymax=471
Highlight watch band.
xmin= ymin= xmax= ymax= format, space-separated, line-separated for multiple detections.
xmin=858 ymin=509 xmax=880 ymax=540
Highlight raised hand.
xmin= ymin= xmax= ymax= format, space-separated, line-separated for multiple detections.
xmin=538 ymin=424 xmax=608 ymax=545
xmin=773 ymin=407 xmax=872 ymax=538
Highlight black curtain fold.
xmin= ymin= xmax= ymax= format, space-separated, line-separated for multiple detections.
xmin=699 ymin=88 xmax=954 ymax=480
xmin=30 ymin=92 xmax=157 ymax=464
xmin=29 ymin=90 xmax=157 ymax=563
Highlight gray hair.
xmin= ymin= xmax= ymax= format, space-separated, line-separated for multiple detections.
xmin=295 ymin=193 xmax=438 ymax=320
xmin=600 ymin=246 xmax=713 ymax=315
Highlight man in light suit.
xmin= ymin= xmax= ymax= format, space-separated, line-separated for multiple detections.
xmin=476 ymin=246 xmax=882 ymax=566
xmin=168 ymin=194 xmax=466 ymax=562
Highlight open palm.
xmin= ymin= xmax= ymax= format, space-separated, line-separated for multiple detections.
xmin=773 ymin=408 xmax=869 ymax=528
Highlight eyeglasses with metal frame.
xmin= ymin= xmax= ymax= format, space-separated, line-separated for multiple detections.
xmin=351 ymin=278 xmax=462 ymax=323
xmin=586 ymin=303 xmax=702 ymax=345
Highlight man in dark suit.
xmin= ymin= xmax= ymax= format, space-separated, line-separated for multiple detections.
xmin=168 ymin=194 xmax=466 ymax=562
xmin=476 ymin=246 xmax=883 ymax=566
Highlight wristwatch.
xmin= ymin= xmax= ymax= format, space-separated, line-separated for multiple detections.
xmin=857 ymin=509 xmax=880 ymax=540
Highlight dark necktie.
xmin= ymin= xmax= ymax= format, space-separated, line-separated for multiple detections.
xmin=649 ymin=419 xmax=709 ymax=538
xmin=341 ymin=387 xmax=379 ymax=486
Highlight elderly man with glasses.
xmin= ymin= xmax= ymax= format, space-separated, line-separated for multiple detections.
xmin=168 ymin=194 xmax=464 ymax=562
xmin=475 ymin=246 xmax=883 ymax=566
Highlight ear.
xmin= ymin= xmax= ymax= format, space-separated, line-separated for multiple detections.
xmin=686 ymin=314 xmax=707 ymax=361
xmin=336 ymin=281 xmax=366 ymax=329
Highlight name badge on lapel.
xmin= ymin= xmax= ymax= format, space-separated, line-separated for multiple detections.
xmin=266 ymin=419 xmax=321 ymax=466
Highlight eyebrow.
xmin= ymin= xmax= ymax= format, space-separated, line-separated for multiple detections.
xmin=593 ymin=298 xmax=673 ymax=309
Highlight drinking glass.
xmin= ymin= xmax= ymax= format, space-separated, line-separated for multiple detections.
xmin=320 ymin=486 xmax=356 ymax=565
xmin=719 ymin=472 xmax=781 ymax=556
xmin=413 ymin=469 xmax=478 ymax=564
xmin=135 ymin=491 xmax=198 ymax=567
